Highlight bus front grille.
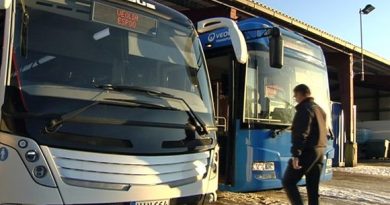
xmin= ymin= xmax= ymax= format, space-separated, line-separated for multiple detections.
xmin=48 ymin=148 xmax=210 ymax=190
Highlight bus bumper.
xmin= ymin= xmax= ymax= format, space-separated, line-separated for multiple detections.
xmin=0 ymin=132 xmax=218 ymax=205
xmin=222 ymin=150 xmax=334 ymax=192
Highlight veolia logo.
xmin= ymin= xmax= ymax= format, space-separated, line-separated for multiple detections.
xmin=207 ymin=31 xmax=230 ymax=43
xmin=123 ymin=0 xmax=156 ymax=10
xmin=207 ymin=33 xmax=216 ymax=42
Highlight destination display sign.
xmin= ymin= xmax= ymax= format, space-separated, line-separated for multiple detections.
xmin=92 ymin=1 xmax=157 ymax=36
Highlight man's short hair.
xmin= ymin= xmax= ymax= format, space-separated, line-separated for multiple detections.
xmin=294 ymin=84 xmax=311 ymax=96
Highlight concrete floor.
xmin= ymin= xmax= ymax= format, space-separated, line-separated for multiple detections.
xmin=212 ymin=162 xmax=390 ymax=205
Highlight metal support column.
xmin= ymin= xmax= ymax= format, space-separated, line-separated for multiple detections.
xmin=340 ymin=54 xmax=357 ymax=167
xmin=326 ymin=52 xmax=357 ymax=167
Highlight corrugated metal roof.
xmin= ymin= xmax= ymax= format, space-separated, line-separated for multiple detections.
xmin=234 ymin=0 xmax=390 ymax=66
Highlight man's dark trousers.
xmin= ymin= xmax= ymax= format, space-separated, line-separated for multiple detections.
xmin=283 ymin=148 xmax=325 ymax=205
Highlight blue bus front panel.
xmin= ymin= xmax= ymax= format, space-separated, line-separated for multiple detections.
xmin=220 ymin=121 xmax=334 ymax=192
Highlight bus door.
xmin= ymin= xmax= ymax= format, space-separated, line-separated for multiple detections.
xmin=206 ymin=52 xmax=237 ymax=184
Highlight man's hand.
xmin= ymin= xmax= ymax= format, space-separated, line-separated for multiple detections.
xmin=292 ymin=157 xmax=302 ymax=169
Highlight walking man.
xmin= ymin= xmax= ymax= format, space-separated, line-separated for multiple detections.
xmin=283 ymin=84 xmax=328 ymax=205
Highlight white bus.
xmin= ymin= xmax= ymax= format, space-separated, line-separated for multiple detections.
xmin=0 ymin=0 xmax=246 ymax=204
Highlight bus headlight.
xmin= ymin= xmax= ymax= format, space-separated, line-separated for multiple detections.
xmin=252 ymin=161 xmax=275 ymax=171
xmin=209 ymin=157 xmax=218 ymax=179
xmin=326 ymin=159 xmax=333 ymax=167
xmin=25 ymin=150 xmax=39 ymax=162
xmin=33 ymin=166 xmax=47 ymax=178
xmin=209 ymin=148 xmax=219 ymax=180
xmin=0 ymin=134 xmax=57 ymax=187
xmin=210 ymin=162 xmax=218 ymax=179
xmin=255 ymin=171 xmax=276 ymax=180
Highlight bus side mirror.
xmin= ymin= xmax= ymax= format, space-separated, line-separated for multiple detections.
xmin=197 ymin=17 xmax=248 ymax=64
xmin=269 ymin=27 xmax=284 ymax=68
xmin=0 ymin=0 xmax=11 ymax=9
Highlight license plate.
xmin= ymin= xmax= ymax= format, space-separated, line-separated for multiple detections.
xmin=131 ymin=199 xmax=170 ymax=205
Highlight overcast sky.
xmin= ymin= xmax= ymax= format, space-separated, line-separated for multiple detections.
xmin=257 ymin=0 xmax=390 ymax=59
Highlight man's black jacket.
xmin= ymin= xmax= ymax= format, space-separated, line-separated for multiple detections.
xmin=291 ymin=97 xmax=327 ymax=157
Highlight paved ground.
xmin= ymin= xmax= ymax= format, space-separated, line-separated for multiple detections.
xmin=211 ymin=161 xmax=390 ymax=205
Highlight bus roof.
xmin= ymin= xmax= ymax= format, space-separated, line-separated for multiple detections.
xmin=199 ymin=17 xmax=324 ymax=63
xmin=199 ymin=17 xmax=321 ymax=54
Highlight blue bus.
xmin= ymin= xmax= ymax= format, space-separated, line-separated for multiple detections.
xmin=199 ymin=17 xmax=334 ymax=192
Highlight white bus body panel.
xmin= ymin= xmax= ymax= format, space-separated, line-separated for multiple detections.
xmin=42 ymin=146 xmax=218 ymax=204
xmin=0 ymin=144 xmax=63 ymax=204
xmin=0 ymin=132 xmax=217 ymax=204
xmin=197 ymin=17 xmax=248 ymax=64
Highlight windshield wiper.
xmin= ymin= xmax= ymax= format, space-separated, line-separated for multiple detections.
xmin=95 ymin=84 xmax=209 ymax=135
xmin=44 ymin=98 xmax=180 ymax=133
xmin=271 ymin=126 xmax=291 ymax=138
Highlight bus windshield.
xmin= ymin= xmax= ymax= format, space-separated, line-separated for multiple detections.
xmin=11 ymin=1 xmax=212 ymax=115
xmin=244 ymin=49 xmax=331 ymax=125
